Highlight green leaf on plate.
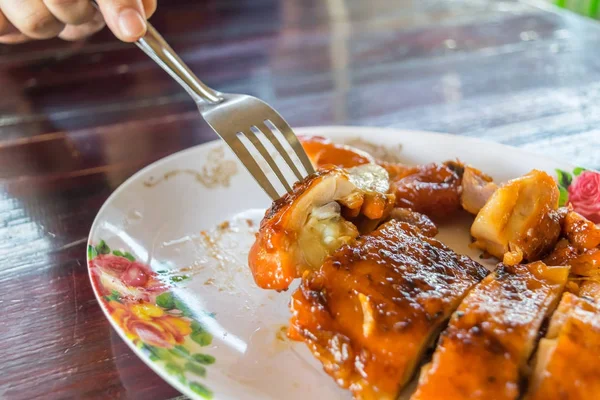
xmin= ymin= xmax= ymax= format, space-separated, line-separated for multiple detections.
xmin=192 ymin=353 xmax=216 ymax=365
xmin=106 ymin=290 xmax=121 ymax=303
xmin=558 ymin=185 xmax=569 ymax=207
xmin=174 ymin=298 xmax=193 ymax=317
xmin=88 ymin=245 xmax=98 ymax=259
xmin=184 ymin=361 xmax=207 ymax=377
xmin=573 ymin=167 xmax=586 ymax=176
xmin=191 ymin=320 xmax=204 ymax=333
xmin=189 ymin=382 xmax=213 ymax=399
xmin=175 ymin=345 xmax=190 ymax=355
xmin=170 ymin=275 xmax=190 ymax=283
xmin=191 ymin=331 xmax=213 ymax=347
xmin=96 ymin=240 xmax=110 ymax=255
xmin=112 ymin=250 xmax=135 ymax=261
xmin=556 ymin=169 xmax=573 ymax=188
xmin=146 ymin=345 xmax=174 ymax=362
xmin=169 ymin=345 xmax=191 ymax=358
xmin=156 ymin=292 xmax=176 ymax=310
xmin=165 ymin=362 xmax=186 ymax=384
xmin=190 ymin=321 xmax=213 ymax=346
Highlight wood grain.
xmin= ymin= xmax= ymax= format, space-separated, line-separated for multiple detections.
xmin=1 ymin=0 xmax=600 ymax=399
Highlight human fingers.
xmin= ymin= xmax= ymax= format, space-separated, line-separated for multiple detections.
xmin=58 ymin=8 xmax=106 ymax=41
xmin=43 ymin=0 xmax=96 ymax=26
xmin=0 ymin=0 xmax=64 ymax=39
xmin=96 ymin=0 xmax=148 ymax=42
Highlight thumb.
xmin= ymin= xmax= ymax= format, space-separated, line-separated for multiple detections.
xmin=96 ymin=0 xmax=148 ymax=42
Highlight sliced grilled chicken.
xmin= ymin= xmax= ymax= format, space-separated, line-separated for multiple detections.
xmin=471 ymin=170 xmax=562 ymax=265
xmin=384 ymin=207 xmax=438 ymax=237
xmin=288 ymin=220 xmax=488 ymax=400
xmin=412 ymin=261 xmax=569 ymax=400
xmin=579 ymin=279 xmax=600 ymax=300
xmin=525 ymin=292 xmax=600 ymax=400
xmin=248 ymin=165 xmax=395 ymax=291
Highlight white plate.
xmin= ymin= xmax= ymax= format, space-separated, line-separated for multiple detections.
xmin=87 ymin=126 xmax=600 ymax=400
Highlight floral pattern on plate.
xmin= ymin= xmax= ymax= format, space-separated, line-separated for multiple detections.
xmin=85 ymin=128 xmax=600 ymax=400
xmin=88 ymin=240 xmax=215 ymax=399
xmin=556 ymin=168 xmax=600 ymax=223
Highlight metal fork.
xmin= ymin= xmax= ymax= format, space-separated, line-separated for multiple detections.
xmin=133 ymin=22 xmax=315 ymax=200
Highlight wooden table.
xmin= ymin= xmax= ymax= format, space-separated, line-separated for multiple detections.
xmin=1 ymin=0 xmax=599 ymax=398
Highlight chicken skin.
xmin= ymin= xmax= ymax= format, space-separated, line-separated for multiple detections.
xmin=384 ymin=207 xmax=438 ymax=237
xmin=563 ymin=209 xmax=600 ymax=251
xmin=471 ymin=170 xmax=562 ymax=265
xmin=299 ymin=135 xmax=375 ymax=168
xmin=248 ymin=165 xmax=394 ymax=291
xmin=525 ymin=292 xmax=600 ymax=400
xmin=412 ymin=261 xmax=569 ymax=400
xmin=288 ymin=220 xmax=488 ymax=400
xmin=300 ymin=136 xmax=465 ymax=220
xmin=386 ymin=162 xmax=463 ymax=220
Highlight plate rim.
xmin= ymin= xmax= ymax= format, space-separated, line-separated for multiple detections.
xmin=86 ymin=125 xmax=586 ymax=399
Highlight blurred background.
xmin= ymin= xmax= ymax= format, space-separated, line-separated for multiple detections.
xmin=554 ymin=0 xmax=600 ymax=18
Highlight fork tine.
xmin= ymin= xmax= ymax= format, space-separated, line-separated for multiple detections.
xmin=221 ymin=134 xmax=280 ymax=200
xmin=265 ymin=115 xmax=316 ymax=175
xmin=256 ymin=122 xmax=304 ymax=182
xmin=241 ymin=128 xmax=292 ymax=193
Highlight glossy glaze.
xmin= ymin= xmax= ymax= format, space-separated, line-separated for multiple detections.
xmin=526 ymin=293 xmax=600 ymax=400
xmin=385 ymin=207 xmax=438 ymax=237
xmin=249 ymin=165 xmax=394 ymax=290
xmin=563 ymin=210 xmax=600 ymax=250
xmin=300 ymin=136 xmax=375 ymax=168
xmin=301 ymin=136 xmax=466 ymax=219
xmin=412 ymin=261 xmax=568 ymax=400
xmin=386 ymin=162 xmax=463 ymax=220
xmin=471 ymin=170 xmax=562 ymax=264
xmin=4 ymin=0 xmax=600 ymax=398
xmin=289 ymin=220 xmax=488 ymax=400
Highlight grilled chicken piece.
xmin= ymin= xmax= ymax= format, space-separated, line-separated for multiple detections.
xmin=300 ymin=136 xmax=465 ymax=220
xmin=384 ymin=207 xmax=438 ymax=237
xmin=460 ymin=165 xmax=498 ymax=215
xmin=579 ymin=279 xmax=600 ymax=300
xmin=563 ymin=210 xmax=600 ymax=251
xmin=288 ymin=220 xmax=488 ymax=400
xmin=412 ymin=261 xmax=569 ymax=400
xmin=471 ymin=170 xmax=562 ymax=265
xmin=543 ymin=239 xmax=579 ymax=266
xmin=525 ymin=292 xmax=600 ymax=400
xmin=300 ymin=135 xmax=375 ymax=168
xmin=568 ymin=248 xmax=600 ymax=277
xmin=385 ymin=162 xmax=463 ymax=220
xmin=248 ymin=165 xmax=395 ymax=291
xmin=544 ymin=235 xmax=600 ymax=297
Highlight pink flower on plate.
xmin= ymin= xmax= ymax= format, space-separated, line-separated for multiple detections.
xmin=91 ymin=254 xmax=167 ymax=301
xmin=568 ymin=170 xmax=600 ymax=223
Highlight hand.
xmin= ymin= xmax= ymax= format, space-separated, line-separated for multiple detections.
xmin=0 ymin=0 xmax=157 ymax=44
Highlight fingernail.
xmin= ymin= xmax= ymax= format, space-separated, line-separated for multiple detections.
xmin=118 ymin=8 xmax=146 ymax=40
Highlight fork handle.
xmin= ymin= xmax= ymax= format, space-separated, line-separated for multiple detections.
xmin=91 ymin=0 xmax=222 ymax=104
xmin=136 ymin=22 xmax=223 ymax=104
